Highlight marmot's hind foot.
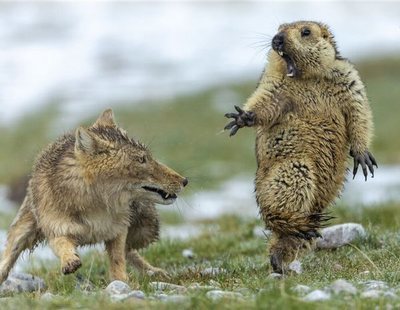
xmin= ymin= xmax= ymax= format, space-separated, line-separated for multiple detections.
xmin=270 ymin=253 xmax=283 ymax=274
xmin=294 ymin=230 xmax=321 ymax=241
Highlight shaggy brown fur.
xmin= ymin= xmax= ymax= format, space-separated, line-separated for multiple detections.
xmin=0 ymin=109 xmax=188 ymax=283
xmin=224 ymin=21 xmax=377 ymax=274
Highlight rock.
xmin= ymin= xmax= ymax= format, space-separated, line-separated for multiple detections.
xmin=268 ymin=273 xmax=283 ymax=279
xmin=105 ymin=280 xmax=132 ymax=295
xmin=153 ymin=293 xmax=168 ymax=300
xmin=150 ymin=282 xmax=187 ymax=293
xmin=288 ymin=260 xmax=302 ymax=274
xmin=235 ymin=287 xmax=252 ymax=296
xmin=0 ymin=273 xmax=46 ymax=295
xmin=41 ymin=292 xmax=57 ymax=301
xmin=361 ymin=289 xmax=382 ymax=299
xmin=188 ymin=283 xmax=216 ymax=291
xmin=127 ymin=290 xmax=146 ymax=300
xmin=302 ymin=290 xmax=331 ymax=302
xmin=333 ymin=263 xmax=343 ymax=271
xmin=316 ymin=223 xmax=366 ymax=249
xmin=253 ymin=226 xmax=272 ymax=238
xmin=360 ymin=280 xmax=389 ymax=291
xmin=206 ymin=290 xmax=243 ymax=301
xmin=208 ymin=280 xmax=221 ymax=288
xmin=182 ymin=249 xmax=195 ymax=259
xmin=200 ymin=267 xmax=226 ymax=277
xmin=330 ymin=279 xmax=357 ymax=295
xmin=162 ymin=294 xmax=189 ymax=303
xmin=359 ymin=270 xmax=370 ymax=276
xmin=292 ymin=284 xmax=311 ymax=295
xmin=383 ymin=291 xmax=397 ymax=299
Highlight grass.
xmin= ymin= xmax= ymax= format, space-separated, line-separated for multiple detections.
xmin=0 ymin=202 xmax=399 ymax=309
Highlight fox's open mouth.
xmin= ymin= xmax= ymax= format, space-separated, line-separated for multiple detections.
xmin=276 ymin=50 xmax=298 ymax=78
xmin=142 ymin=186 xmax=177 ymax=200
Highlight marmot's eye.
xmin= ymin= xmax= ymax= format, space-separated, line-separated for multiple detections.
xmin=138 ymin=156 xmax=147 ymax=164
xmin=301 ymin=28 xmax=311 ymax=37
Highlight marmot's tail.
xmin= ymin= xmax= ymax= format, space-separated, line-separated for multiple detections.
xmin=263 ymin=211 xmax=334 ymax=239
xmin=0 ymin=197 xmax=40 ymax=284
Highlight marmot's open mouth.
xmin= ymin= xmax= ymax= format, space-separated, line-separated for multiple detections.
xmin=142 ymin=186 xmax=177 ymax=200
xmin=276 ymin=50 xmax=298 ymax=78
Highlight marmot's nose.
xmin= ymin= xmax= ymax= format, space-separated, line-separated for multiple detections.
xmin=182 ymin=178 xmax=189 ymax=187
xmin=272 ymin=33 xmax=285 ymax=50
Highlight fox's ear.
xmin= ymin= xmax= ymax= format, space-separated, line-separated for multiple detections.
xmin=92 ymin=108 xmax=116 ymax=128
xmin=75 ymin=127 xmax=107 ymax=154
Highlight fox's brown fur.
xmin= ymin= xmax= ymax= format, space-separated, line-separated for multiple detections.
xmin=0 ymin=109 xmax=188 ymax=283
xmin=225 ymin=21 xmax=376 ymax=273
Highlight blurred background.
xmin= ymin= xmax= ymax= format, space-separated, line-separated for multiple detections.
xmin=0 ymin=1 xmax=399 ymax=269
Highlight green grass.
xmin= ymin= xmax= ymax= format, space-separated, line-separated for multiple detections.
xmin=1 ymin=202 xmax=399 ymax=309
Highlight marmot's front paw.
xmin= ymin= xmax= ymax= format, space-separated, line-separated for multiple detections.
xmin=351 ymin=150 xmax=378 ymax=181
xmin=224 ymin=105 xmax=255 ymax=136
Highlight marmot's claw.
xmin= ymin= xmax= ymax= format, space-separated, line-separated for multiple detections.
xmin=294 ymin=230 xmax=321 ymax=240
xmin=352 ymin=150 xmax=378 ymax=181
xmin=224 ymin=105 xmax=256 ymax=136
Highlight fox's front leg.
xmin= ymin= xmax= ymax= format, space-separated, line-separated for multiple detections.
xmin=105 ymin=228 xmax=129 ymax=282
xmin=49 ymin=236 xmax=82 ymax=275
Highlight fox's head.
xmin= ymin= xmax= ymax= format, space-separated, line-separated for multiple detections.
xmin=74 ymin=109 xmax=188 ymax=205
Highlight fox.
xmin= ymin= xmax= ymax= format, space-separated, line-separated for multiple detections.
xmin=0 ymin=109 xmax=188 ymax=283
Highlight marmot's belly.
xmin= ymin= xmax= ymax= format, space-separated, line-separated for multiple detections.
xmin=255 ymin=118 xmax=348 ymax=206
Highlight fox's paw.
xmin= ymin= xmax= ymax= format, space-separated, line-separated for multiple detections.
xmin=351 ymin=150 xmax=378 ymax=181
xmin=62 ymin=256 xmax=82 ymax=275
xmin=224 ymin=105 xmax=255 ymax=136
xmin=146 ymin=267 xmax=171 ymax=280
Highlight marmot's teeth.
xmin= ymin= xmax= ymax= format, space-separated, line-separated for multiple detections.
xmin=278 ymin=51 xmax=283 ymax=56
xmin=165 ymin=194 xmax=169 ymax=199
xmin=287 ymin=72 xmax=294 ymax=77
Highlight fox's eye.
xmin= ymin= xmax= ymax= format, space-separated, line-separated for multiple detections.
xmin=138 ymin=156 xmax=147 ymax=164
xmin=301 ymin=28 xmax=311 ymax=37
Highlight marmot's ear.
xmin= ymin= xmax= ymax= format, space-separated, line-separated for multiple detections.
xmin=92 ymin=108 xmax=116 ymax=128
xmin=75 ymin=127 xmax=108 ymax=154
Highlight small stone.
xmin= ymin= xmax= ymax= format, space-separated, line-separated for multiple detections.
xmin=41 ymin=292 xmax=57 ymax=300
xmin=150 ymin=282 xmax=187 ymax=293
xmin=208 ymin=280 xmax=221 ymax=287
xmin=316 ymin=223 xmax=366 ymax=249
xmin=235 ymin=287 xmax=252 ymax=296
xmin=288 ymin=260 xmax=302 ymax=274
xmin=330 ymin=279 xmax=357 ymax=295
xmin=127 ymin=290 xmax=146 ymax=300
xmin=105 ymin=280 xmax=132 ymax=295
xmin=361 ymin=289 xmax=382 ymax=299
xmin=333 ymin=264 xmax=343 ymax=271
xmin=75 ymin=275 xmax=95 ymax=292
xmin=360 ymin=280 xmax=389 ymax=291
xmin=0 ymin=273 xmax=46 ymax=295
xmin=182 ymin=249 xmax=195 ymax=259
xmin=153 ymin=293 xmax=169 ymax=300
xmin=268 ymin=273 xmax=283 ymax=279
xmin=200 ymin=267 xmax=226 ymax=277
xmin=359 ymin=270 xmax=370 ymax=276
xmin=253 ymin=226 xmax=272 ymax=238
xmin=162 ymin=294 xmax=189 ymax=303
xmin=206 ymin=290 xmax=243 ymax=301
xmin=303 ymin=290 xmax=331 ymax=302
xmin=188 ymin=283 xmax=216 ymax=291
xmin=292 ymin=284 xmax=311 ymax=295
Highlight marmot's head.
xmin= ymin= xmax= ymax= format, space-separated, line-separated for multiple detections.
xmin=270 ymin=21 xmax=341 ymax=78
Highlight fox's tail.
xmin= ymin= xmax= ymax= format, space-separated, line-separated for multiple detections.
xmin=0 ymin=196 xmax=40 ymax=284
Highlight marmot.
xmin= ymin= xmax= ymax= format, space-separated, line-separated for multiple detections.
xmin=224 ymin=21 xmax=377 ymax=274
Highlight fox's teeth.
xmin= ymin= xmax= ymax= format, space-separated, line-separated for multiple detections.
xmin=165 ymin=194 xmax=169 ymax=199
